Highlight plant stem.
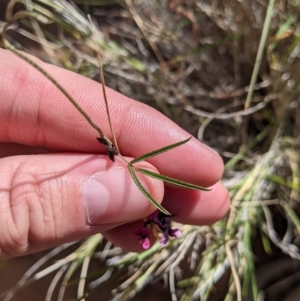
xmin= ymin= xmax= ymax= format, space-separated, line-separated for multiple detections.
xmin=244 ymin=0 xmax=275 ymax=109
xmin=3 ymin=39 xmax=115 ymax=145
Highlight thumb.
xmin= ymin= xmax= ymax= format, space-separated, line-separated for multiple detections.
xmin=0 ymin=153 xmax=163 ymax=259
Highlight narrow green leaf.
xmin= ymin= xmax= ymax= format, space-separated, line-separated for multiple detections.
xmin=135 ymin=168 xmax=210 ymax=191
xmin=128 ymin=166 xmax=170 ymax=215
xmin=130 ymin=137 xmax=192 ymax=164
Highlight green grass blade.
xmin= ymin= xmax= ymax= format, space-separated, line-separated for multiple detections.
xmin=130 ymin=137 xmax=192 ymax=164
xmin=244 ymin=0 xmax=276 ymax=109
xmin=128 ymin=166 xmax=170 ymax=215
xmin=135 ymin=168 xmax=210 ymax=191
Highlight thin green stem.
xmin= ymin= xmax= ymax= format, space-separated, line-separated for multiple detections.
xmin=244 ymin=0 xmax=275 ymax=109
xmin=88 ymin=15 xmax=120 ymax=154
xmin=3 ymin=38 xmax=114 ymax=144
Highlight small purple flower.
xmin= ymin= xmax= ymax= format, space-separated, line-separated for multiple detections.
xmin=134 ymin=227 xmax=152 ymax=250
xmin=146 ymin=210 xmax=181 ymax=246
xmin=160 ymin=228 xmax=182 ymax=246
xmin=170 ymin=228 xmax=182 ymax=238
xmin=134 ymin=211 xmax=181 ymax=249
xmin=146 ymin=211 xmax=168 ymax=228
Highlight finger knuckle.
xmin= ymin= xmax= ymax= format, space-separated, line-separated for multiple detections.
xmin=0 ymin=160 xmax=59 ymax=258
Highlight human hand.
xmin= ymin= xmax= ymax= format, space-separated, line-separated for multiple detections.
xmin=0 ymin=48 xmax=229 ymax=259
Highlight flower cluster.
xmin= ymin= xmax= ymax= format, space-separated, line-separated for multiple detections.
xmin=134 ymin=210 xmax=181 ymax=250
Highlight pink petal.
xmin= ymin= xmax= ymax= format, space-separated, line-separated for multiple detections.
xmin=140 ymin=238 xmax=151 ymax=250
xmin=171 ymin=229 xmax=182 ymax=238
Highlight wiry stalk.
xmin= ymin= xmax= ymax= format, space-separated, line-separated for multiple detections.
xmin=2 ymin=35 xmax=114 ymax=147
xmin=88 ymin=15 xmax=120 ymax=156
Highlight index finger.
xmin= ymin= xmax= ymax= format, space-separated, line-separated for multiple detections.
xmin=0 ymin=48 xmax=223 ymax=187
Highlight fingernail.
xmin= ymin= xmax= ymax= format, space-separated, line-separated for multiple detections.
xmin=84 ymin=167 xmax=152 ymax=225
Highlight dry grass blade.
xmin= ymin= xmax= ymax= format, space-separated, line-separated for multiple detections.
xmin=125 ymin=0 xmax=165 ymax=67
xmin=45 ymin=265 xmax=69 ymax=301
xmin=77 ymin=256 xmax=91 ymax=300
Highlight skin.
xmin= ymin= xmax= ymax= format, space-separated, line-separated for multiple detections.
xmin=0 ymin=48 xmax=230 ymax=258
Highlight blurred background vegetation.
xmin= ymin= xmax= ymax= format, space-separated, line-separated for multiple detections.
xmin=1 ymin=0 xmax=300 ymax=300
